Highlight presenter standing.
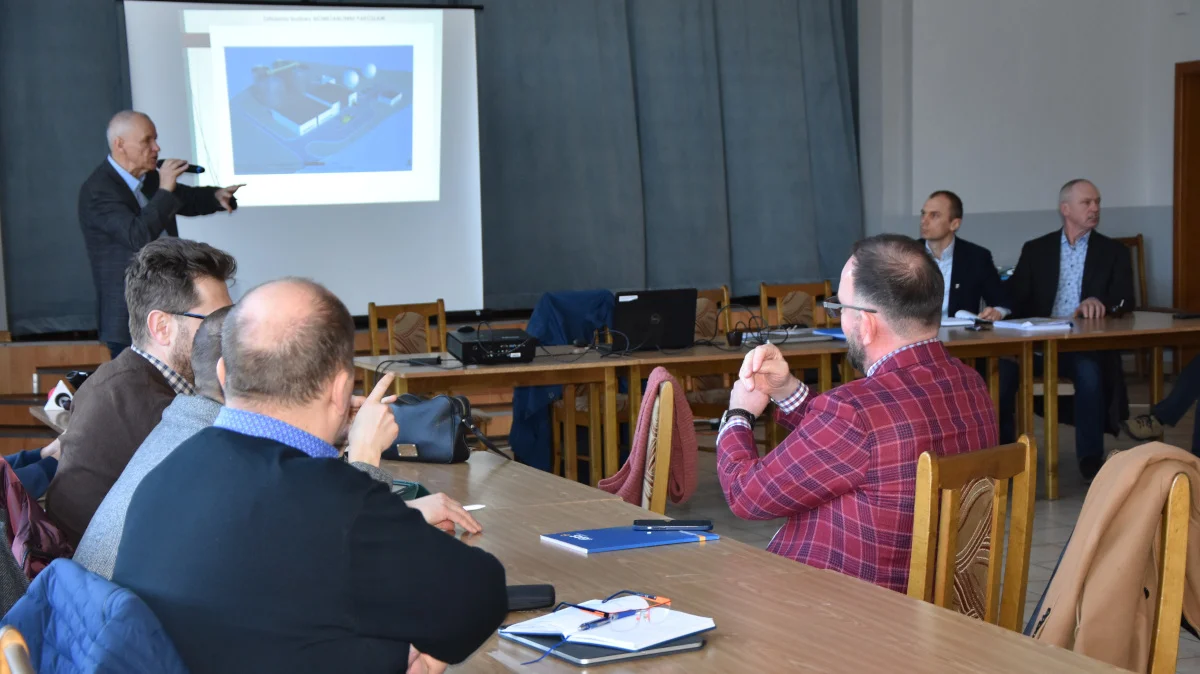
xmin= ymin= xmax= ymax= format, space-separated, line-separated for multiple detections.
xmin=79 ymin=110 xmax=244 ymax=359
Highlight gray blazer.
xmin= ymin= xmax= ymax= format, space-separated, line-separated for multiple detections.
xmin=77 ymin=161 xmax=222 ymax=345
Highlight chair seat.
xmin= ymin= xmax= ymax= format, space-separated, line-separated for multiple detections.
xmin=686 ymin=388 xmax=729 ymax=406
xmin=1032 ymin=381 xmax=1075 ymax=396
xmin=553 ymin=393 xmax=630 ymax=414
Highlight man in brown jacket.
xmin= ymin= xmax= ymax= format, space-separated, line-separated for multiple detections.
xmin=45 ymin=238 xmax=236 ymax=545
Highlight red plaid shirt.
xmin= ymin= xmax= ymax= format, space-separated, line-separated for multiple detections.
xmin=717 ymin=340 xmax=997 ymax=593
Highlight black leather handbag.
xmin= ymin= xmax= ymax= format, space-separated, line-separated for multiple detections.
xmin=383 ymin=394 xmax=510 ymax=463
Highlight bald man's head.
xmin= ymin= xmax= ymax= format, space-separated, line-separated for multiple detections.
xmin=221 ymin=278 xmax=355 ymax=406
xmin=107 ymin=110 xmax=159 ymax=177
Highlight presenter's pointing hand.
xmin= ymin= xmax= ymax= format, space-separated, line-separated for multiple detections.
xmin=216 ymin=184 xmax=245 ymax=213
xmin=157 ymin=159 xmax=188 ymax=192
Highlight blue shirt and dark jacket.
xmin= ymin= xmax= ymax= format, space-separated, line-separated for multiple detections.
xmin=112 ymin=407 xmax=508 ymax=673
xmin=999 ymin=229 xmax=1135 ymax=459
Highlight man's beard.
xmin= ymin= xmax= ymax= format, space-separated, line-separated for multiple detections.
xmin=847 ymin=326 xmax=867 ymax=373
xmin=168 ymin=321 xmax=195 ymax=385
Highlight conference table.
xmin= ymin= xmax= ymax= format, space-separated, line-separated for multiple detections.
xmin=382 ymin=452 xmax=1116 ymax=672
xmin=356 ymin=329 xmax=1041 ymax=486
xmin=1039 ymin=313 xmax=1200 ymax=499
xmin=351 ymin=313 xmax=1200 ymax=501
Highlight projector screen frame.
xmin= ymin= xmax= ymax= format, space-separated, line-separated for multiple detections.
xmin=118 ymin=0 xmax=481 ymax=10
xmin=121 ymin=0 xmax=488 ymax=313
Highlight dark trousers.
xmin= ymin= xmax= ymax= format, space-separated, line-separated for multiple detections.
xmin=1153 ymin=355 xmax=1200 ymax=454
xmin=999 ymin=351 xmax=1106 ymax=464
xmin=106 ymin=341 xmax=128 ymax=360
xmin=4 ymin=449 xmax=57 ymax=499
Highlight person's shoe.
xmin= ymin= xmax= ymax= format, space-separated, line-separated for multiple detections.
xmin=1079 ymin=456 xmax=1103 ymax=483
xmin=1123 ymin=414 xmax=1164 ymax=441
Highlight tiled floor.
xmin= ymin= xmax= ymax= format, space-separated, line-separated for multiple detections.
xmin=662 ymin=380 xmax=1200 ymax=672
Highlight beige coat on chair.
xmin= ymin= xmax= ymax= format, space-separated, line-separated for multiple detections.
xmin=1033 ymin=443 xmax=1200 ymax=671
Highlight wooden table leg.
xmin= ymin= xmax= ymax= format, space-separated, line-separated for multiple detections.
xmin=840 ymin=355 xmax=854 ymax=383
xmin=627 ymin=364 xmax=643 ymax=450
xmin=819 ymin=354 xmax=832 ymax=392
xmin=1152 ymin=346 xmax=1165 ymax=407
xmin=1044 ymin=340 xmax=1059 ymax=501
xmin=987 ymin=356 xmax=1000 ymax=417
xmin=604 ymin=368 xmax=619 ymax=478
xmin=1020 ymin=342 xmax=1034 ymax=437
xmin=588 ymin=383 xmax=602 ymax=486
xmin=563 ymin=384 xmax=578 ymax=482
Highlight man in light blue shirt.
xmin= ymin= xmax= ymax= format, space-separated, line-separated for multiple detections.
xmin=998 ymin=179 xmax=1135 ymax=480
xmin=79 ymin=111 xmax=246 ymax=358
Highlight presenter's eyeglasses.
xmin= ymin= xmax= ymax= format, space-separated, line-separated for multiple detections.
xmin=169 ymin=311 xmax=208 ymax=320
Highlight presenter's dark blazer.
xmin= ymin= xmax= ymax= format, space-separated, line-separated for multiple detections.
xmin=78 ymin=161 xmax=221 ymax=345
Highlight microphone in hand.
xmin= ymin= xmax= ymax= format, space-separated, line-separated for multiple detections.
xmin=156 ymin=159 xmax=205 ymax=174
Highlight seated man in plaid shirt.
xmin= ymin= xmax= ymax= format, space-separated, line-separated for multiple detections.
xmin=717 ymin=234 xmax=997 ymax=593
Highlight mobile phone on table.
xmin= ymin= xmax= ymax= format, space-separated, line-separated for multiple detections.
xmin=632 ymin=519 xmax=713 ymax=532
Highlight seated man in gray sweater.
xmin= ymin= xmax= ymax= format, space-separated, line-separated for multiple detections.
xmin=75 ymin=305 xmax=430 ymax=579
xmin=73 ymin=306 xmax=231 ymax=578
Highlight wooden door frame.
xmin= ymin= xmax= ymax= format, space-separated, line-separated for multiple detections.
xmin=1174 ymin=60 xmax=1200 ymax=309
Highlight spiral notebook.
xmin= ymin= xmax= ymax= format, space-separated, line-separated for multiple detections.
xmin=499 ymin=596 xmax=716 ymax=652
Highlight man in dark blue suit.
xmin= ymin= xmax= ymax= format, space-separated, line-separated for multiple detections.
xmin=920 ymin=190 xmax=1009 ymax=319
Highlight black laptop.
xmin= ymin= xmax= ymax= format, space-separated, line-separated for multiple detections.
xmin=602 ymin=288 xmax=698 ymax=352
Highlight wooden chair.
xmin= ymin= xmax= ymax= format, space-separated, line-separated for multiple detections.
xmin=908 ymin=435 xmax=1037 ymax=632
xmin=550 ymin=327 xmax=629 ymax=484
xmin=687 ymin=287 xmax=735 ymax=429
xmin=759 ymin=281 xmax=833 ymax=447
xmin=1149 ymin=472 xmax=1191 ymax=674
xmin=759 ymin=281 xmax=833 ymax=329
xmin=0 ymin=626 xmax=33 ymax=674
xmin=1115 ymin=235 xmax=1153 ymax=375
xmin=642 ymin=380 xmax=676 ymax=515
xmin=365 ymin=300 xmax=447 ymax=393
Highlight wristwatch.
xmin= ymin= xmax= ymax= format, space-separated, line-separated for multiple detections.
xmin=720 ymin=408 xmax=756 ymax=427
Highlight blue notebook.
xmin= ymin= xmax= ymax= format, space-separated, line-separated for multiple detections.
xmin=813 ymin=327 xmax=846 ymax=340
xmin=540 ymin=527 xmax=720 ymax=555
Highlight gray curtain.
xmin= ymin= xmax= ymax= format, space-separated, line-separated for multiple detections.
xmin=0 ymin=0 xmax=131 ymax=335
xmin=479 ymin=0 xmax=862 ymax=308
xmin=0 ymin=0 xmax=860 ymax=334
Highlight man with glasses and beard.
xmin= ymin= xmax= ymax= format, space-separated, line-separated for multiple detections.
xmin=46 ymin=238 xmax=236 ymax=545
xmin=715 ymin=234 xmax=996 ymax=593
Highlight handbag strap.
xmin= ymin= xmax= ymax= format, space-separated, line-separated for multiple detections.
xmin=449 ymin=395 xmax=511 ymax=461
xmin=460 ymin=415 xmax=511 ymax=461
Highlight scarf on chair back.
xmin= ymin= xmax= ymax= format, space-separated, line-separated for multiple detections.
xmin=598 ymin=367 xmax=698 ymax=506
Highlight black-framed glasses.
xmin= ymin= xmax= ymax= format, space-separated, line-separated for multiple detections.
xmin=169 ymin=311 xmax=207 ymax=320
xmin=822 ymin=296 xmax=878 ymax=320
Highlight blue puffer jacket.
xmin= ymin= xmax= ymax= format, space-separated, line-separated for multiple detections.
xmin=508 ymin=290 xmax=614 ymax=470
xmin=2 ymin=559 xmax=187 ymax=673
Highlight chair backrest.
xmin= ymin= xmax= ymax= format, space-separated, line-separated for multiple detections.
xmin=640 ymin=381 xmax=675 ymax=515
xmin=760 ymin=281 xmax=833 ymax=328
xmin=695 ymin=286 xmax=731 ymax=340
xmin=908 ymin=435 xmax=1037 ymax=632
xmin=1149 ymin=472 xmax=1191 ymax=674
xmin=1115 ymin=235 xmax=1148 ymax=309
xmin=367 ymin=300 xmax=447 ymax=356
xmin=0 ymin=626 xmax=32 ymax=674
